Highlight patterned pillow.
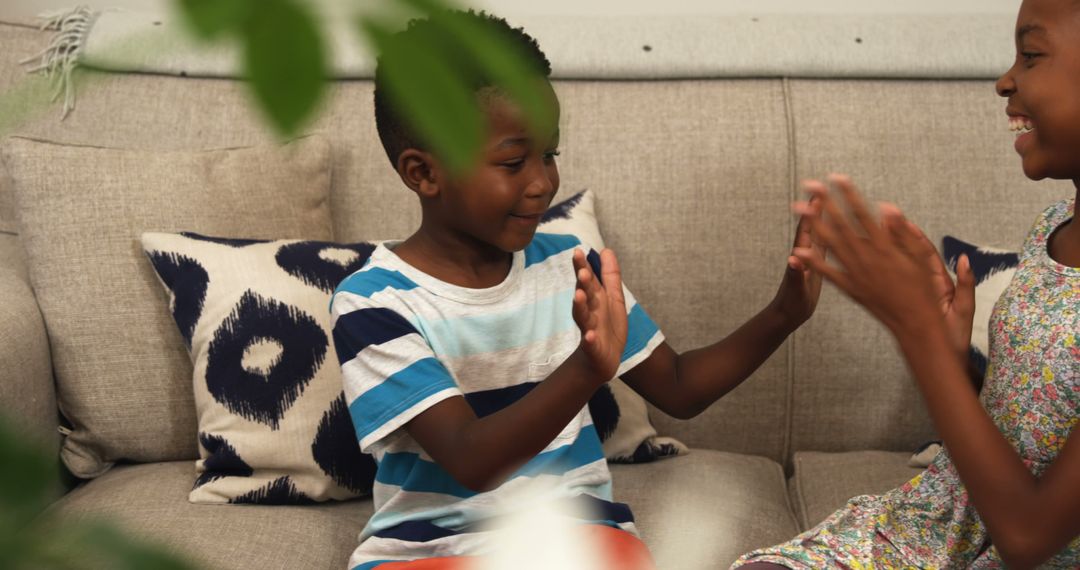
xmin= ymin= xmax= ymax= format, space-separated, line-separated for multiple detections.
xmin=544 ymin=190 xmax=687 ymax=463
xmin=941 ymin=236 xmax=1020 ymax=378
xmin=908 ymin=236 xmax=1019 ymax=468
xmin=142 ymin=232 xmax=378 ymax=504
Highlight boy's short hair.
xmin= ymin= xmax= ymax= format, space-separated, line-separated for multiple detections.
xmin=373 ymin=10 xmax=552 ymax=167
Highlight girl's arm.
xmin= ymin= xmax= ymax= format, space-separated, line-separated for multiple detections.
xmin=897 ymin=323 xmax=1080 ymax=570
xmin=792 ymin=174 xmax=1080 ymax=569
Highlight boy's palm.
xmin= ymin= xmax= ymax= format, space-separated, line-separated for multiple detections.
xmin=572 ymin=249 xmax=628 ymax=382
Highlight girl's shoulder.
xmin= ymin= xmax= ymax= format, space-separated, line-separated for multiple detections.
xmin=1019 ymin=198 xmax=1076 ymax=261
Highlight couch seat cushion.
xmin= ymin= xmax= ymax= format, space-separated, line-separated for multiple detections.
xmin=611 ymin=449 xmax=798 ymax=570
xmin=790 ymin=450 xmax=924 ymax=531
xmin=50 ymin=461 xmax=372 ymax=569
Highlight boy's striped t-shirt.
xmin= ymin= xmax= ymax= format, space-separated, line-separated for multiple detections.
xmin=329 ymin=233 xmax=664 ymax=569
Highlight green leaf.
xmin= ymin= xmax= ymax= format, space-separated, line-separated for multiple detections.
xmin=402 ymin=0 xmax=558 ymax=138
xmin=0 ymin=419 xmax=56 ymax=524
xmin=177 ymin=0 xmax=252 ymax=40
xmin=359 ymin=16 xmax=484 ymax=174
xmin=243 ymin=0 xmax=327 ymax=137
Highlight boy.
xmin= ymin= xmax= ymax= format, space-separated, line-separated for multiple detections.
xmin=330 ymin=11 xmax=824 ymax=570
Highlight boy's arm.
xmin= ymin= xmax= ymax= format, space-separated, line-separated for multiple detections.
xmin=406 ymin=248 xmax=628 ymax=493
xmin=619 ymin=194 xmax=826 ymax=419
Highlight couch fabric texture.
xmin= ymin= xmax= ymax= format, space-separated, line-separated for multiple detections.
xmin=0 ymin=14 xmax=1075 ymax=570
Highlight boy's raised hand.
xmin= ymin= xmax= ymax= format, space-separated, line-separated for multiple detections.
xmin=773 ymin=188 xmax=826 ymax=326
xmin=571 ymin=248 xmax=628 ymax=383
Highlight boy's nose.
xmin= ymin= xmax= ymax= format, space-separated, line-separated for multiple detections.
xmin=525 ymin=173 xmax=556 ymax=198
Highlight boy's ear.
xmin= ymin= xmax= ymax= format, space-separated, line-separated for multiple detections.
xmin=397 ymin=149 xmax=440 ymax=199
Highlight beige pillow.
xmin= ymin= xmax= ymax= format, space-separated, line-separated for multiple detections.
xmin=1 ymin=135 xmax=333 ymax=478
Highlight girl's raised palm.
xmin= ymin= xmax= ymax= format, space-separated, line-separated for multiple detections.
xmin=879 ymin=205 xmax=976 ymax=358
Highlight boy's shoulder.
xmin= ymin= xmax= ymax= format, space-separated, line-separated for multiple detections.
xmin=331 ymin=249 xmax=419 ymax=314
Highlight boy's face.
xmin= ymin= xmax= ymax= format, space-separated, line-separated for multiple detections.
xmin=433 ymin=83 xmax=561 ymax=253
xmin=996 ymin=0 xmax=1080 ymax=181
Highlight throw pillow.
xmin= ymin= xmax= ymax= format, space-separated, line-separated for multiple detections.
xmin=141 ymin=232 xmax=377 ymax=503
xmin=1 ymin=135 xmax=333 ymax=478
xmin=908 ymin=235 xmax=1019 ymax=468
xmin=542 ymin=190 xmax=687 ymax=463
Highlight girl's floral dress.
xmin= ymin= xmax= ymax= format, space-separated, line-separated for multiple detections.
xmin=734 ymin=199 xmax=1079 ymax=569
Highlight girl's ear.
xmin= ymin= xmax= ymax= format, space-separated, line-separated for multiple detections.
xmin=397 ymin=149 xmax=440 ymax=199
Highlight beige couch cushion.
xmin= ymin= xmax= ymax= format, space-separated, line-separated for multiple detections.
xmin=612 ymin=450 xmax=798 ymax=570
xmin=2 ymin=135 xmax=333 ymax=478
xmin=789 ymin=450 xmax=923 ymax=531
xmin=50 ymin=461 xmax=373 ymax=569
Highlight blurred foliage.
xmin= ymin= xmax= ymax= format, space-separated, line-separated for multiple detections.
xmin=0 ymin=418 xmax=198 ymax=570
xmin=178 ymin=0 xmax=554 ymax=173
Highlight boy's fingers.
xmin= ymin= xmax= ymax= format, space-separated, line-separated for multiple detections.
xmin=806 ymin=182 xmax=863 ymax=261
xmin=599 ymin=249 xmax=625 ymax=307
xmin=572 ymin=287 xmax=590 ymax=329
xmin=792 ymin=193 xmax=822 ymax=249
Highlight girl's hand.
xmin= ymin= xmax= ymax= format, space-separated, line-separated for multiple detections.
xmin=789 ymin=174 xmax=953 ymax=339
xmin=878 ymin=204 xmax=976 ymax=357
xmin=571 ymin=248 xmax=628 ymax=383
xmin=772 ymin=186 xmax=827 ymax=327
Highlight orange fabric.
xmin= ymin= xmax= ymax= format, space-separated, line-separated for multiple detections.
xmin=375 ymin=525 xmax=656 ymax=570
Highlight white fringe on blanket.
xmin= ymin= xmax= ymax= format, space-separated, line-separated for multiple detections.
xmin=19 ymin=5 xmax=96 ymax=119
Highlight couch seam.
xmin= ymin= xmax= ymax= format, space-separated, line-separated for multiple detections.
xmin=794 ymin=454 xmax=811 ymax=531
xmin=781 ymin=77 xmax=797 ymax=471
xmin=776 ymin=452 xmax=801 ymax=535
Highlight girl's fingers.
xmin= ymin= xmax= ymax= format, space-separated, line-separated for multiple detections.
xmin=954 ymin=254 xmax=976 ymax=317
xmin=793 ymin=200 xmax=858 ymax=272
xmin=829 ymin=174 xmax=888 ymax=245
xmin=806 ymin=180 xmax=861 ymax=251
xmin=792 ymin=246 xmax=853 ymax=294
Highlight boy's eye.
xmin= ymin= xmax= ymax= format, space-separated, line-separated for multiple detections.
xmin=499 ymin=158 xmax=525 ymax=169
xmin=1020 ymin=51 xmax=1042 ymax=63
xmin=543 ymin=150 xmax=561 ymax=161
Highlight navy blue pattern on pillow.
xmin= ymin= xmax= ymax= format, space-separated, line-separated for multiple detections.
xmin=587 ymin=384 xmax=620 ymax=443
xmin=541 ymin=190 xmax=586 ymax=222
xmin=181 ymin=232 xmax=269 ymax=248
xmin=311 ymin=393 xmax=376 ymax=494
xmin=276 ymin=241 xmax=376 ymax=293
xmin=942 ymin=236 xmax=1020 ymax=282
xmin=228 ymin=476 xmax=315 ymax=505
xmin=205 ymin=290 xmax=328 ymax=429
xmin=146 ymin=252 xmax=209 ymax=348
xmin=195 ymin=432 xmax=253 ymax=488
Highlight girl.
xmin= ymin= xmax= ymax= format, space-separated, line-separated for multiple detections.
xmin=734 ymin=0 xmax=1079 ymax=568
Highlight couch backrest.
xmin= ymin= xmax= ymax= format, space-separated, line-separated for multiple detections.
xmin=1 ymin=20 xmax=1072 ymax=467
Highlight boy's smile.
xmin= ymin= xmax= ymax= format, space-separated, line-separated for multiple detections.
xmin=996 ymin=0 xmax=1080 ymax=181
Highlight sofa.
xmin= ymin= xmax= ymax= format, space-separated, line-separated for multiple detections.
xmin=0 ymin=6 xmax=1074 ymax=569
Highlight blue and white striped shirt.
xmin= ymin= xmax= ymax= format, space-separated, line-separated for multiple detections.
xmin=330 ymin=233 xmax=664 ymax=569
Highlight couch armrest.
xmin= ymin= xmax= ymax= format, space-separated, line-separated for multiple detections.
xmin=0 ymin=268 xmax=58 ymax=457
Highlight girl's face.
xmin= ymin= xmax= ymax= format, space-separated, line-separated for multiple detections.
xmin=995 ymin=0 xmax=1080 ymax=181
